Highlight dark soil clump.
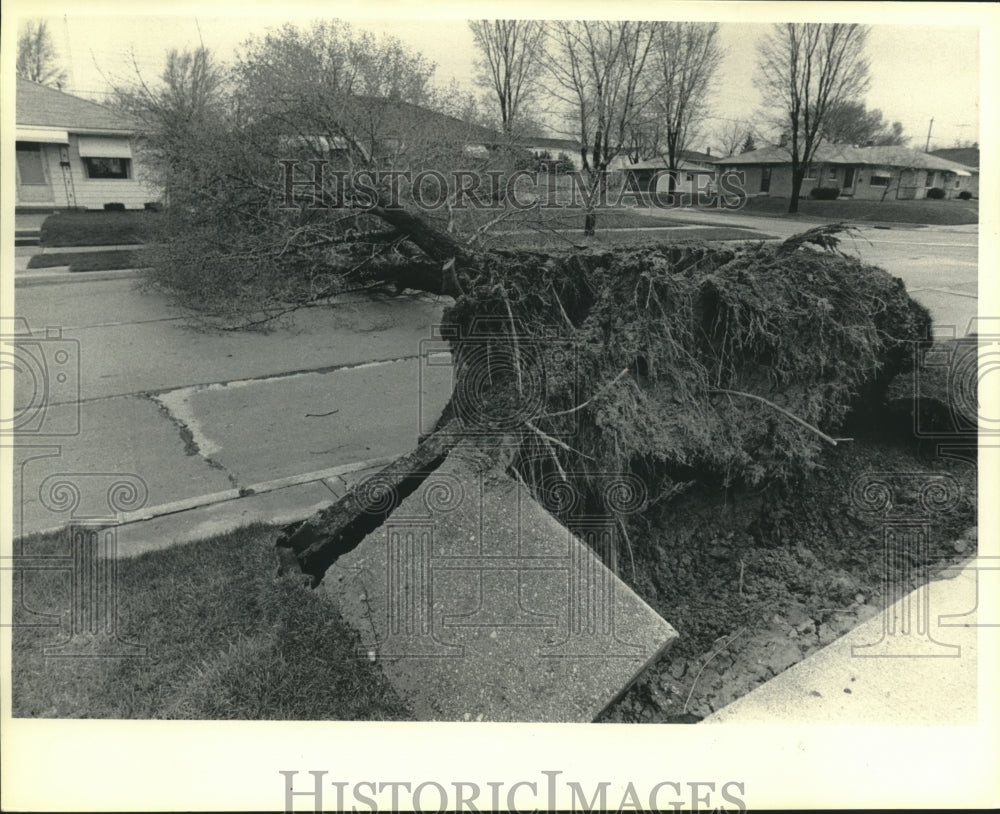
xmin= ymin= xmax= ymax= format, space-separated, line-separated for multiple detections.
xmin=598 ymin=436 xmax=976 ymax=722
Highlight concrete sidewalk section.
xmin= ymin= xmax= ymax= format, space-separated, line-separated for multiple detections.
xmin=318 ymin=449 xmax=678 ymax=722
xmin=12 ymin=356 xmax=451 ymax=538
xmin=705 ymin=558 xmax=984 ymax=724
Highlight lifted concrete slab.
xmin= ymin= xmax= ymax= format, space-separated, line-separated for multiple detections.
xmin=318 ymin=449 xmax=678 ymax=722
xmin=154 ymin=358 xmax=452 ymax=485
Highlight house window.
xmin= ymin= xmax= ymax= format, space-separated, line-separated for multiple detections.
xmin=827 ymin=166 xmax=838 ymax=181
xmin=804 ymin=164 xmax=816 ymax=179
xmin=16 ymin=142 xmax=47 ymax=185
xmin=869 ymin=175 xmax=890 ymax=187
xmin=925 ymin=171 xmax=935 ymax=187
xmin=83 ymin=157 xmax=131 ymax=179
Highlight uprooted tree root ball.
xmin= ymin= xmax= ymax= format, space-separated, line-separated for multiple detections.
xmin=440 ymin=234 xmax=930 ymax=517
xmin=278 ymin=226 xmax=933 ymax=582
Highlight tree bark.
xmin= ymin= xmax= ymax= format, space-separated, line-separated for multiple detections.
xmin=277 ymin=419 xmax=462 ymax=584
xmin=788 ymin=167 xmax=804 ymax=214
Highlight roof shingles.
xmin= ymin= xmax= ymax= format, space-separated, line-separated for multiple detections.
xmin=16 ymin=77 xmax=136 ymax=133
xmin=716 ymin=143 xmax=976 ymax=173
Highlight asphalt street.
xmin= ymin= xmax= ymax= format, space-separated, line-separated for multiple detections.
xmin=8 ymin=216 xmax=980 ymax=539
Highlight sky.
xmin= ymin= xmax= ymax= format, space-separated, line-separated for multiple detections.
xmin=12 ymin=7 xmax=982 ymax=152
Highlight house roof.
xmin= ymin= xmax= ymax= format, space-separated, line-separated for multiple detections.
xmin=628 ymin=149 xmax=717 ymax=170
xmin=526 ymin=136 xmax=581 ymax=152
xmin=350 ymin=96 xmax=506 ymax=146
xmin=16 ymin=77 xmax=136 ymax=134
xmin=678 ymin=148 xmax=716 ymax=163
xmin=929 ymin=147 xmax=980 ymax=170
xmin=717 ymin=143 xmax=977 ymax=173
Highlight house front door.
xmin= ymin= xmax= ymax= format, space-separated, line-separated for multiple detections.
xmin=760 ymin=166 xmax=771 ymax=193
xmin=842 ymin=166 xmax=856 ymax=196
xmin=16 ymin=142 xmax=55 ymax=204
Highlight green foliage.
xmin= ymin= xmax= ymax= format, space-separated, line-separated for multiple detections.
xmin=39 ymin=210 xmax=157 ymax=247
xmin=926 ymin=186 xmax=946 ymax=199
xmin=957 ymin=190 xmax=973 ymax=200
xmin=27 ymin=249 xmax=140 ymax=272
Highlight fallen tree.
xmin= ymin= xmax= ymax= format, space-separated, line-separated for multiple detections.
xmin=277 ymin=214 xmax=931 ymax=584
xmin=114 ymin=22 xmax=931 ymax=582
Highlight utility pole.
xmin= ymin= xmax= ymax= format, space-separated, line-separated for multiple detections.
xmin=924 ymin=117 xmax=934 ymax=152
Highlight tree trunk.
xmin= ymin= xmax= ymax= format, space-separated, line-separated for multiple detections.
xmin=788 ymin=168 xmax=803 ymax=214
xmin=277 ymin=419 xmax=462 ymax=583
xmin=582 ymin=170 xmax=606 ymax=236
xmin=371 ymin=201 xmax=472 ymax=267
xmin=366 ymin=190 xmax=475 ymax=297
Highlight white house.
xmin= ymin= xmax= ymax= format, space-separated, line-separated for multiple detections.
xmin=15 ymin=77 xmax=161 ymax=211
xmin=715 ymin=144 xmax=977 ymax=201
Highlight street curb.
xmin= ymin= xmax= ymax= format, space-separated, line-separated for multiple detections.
xmin=15 ymin=268 xmax=147 ymax=287
xmin=36 ymin=243 xmax=146 ymax=254
xmin=16 ymin=454 xmax=395 ymax=540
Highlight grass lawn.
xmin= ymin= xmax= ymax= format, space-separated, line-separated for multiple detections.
xmin=426 ymin=204 xmax=696 ymax=237
xmin=27 ymin=249 xmax=144 ymax=272
xmin=39 ymin=210 xmax=160 ymax=248
xmin=488 ymin=225 xmax=769 ymax=251
xmin=735 ymin=195 xmax=979 ymax=226
xmin=11 ymin=523 xmax=413 ymax=720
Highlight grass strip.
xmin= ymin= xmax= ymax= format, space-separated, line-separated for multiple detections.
xmin=12 ymin=523 xmax=413 ymax=720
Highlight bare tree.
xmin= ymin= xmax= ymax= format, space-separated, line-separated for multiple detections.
xmin=711 ymin=119 xmax=754 ymax=158
xmin=16 ymin=20 xmax=67 ymax=88
xmin=111 ymin=46 xmax=229 ymax=197
xmin=651 ymin=22 xmax=723 ymax=193
xmin=822 ymin=101 xmax=907 ymax=146
xmin=755 ymin=23 xmax=870 ymax=213
xmin=542 ymin=20 xmax=660 ymax=234
xmin=469 ymin=20 xmax=545 ymax=135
